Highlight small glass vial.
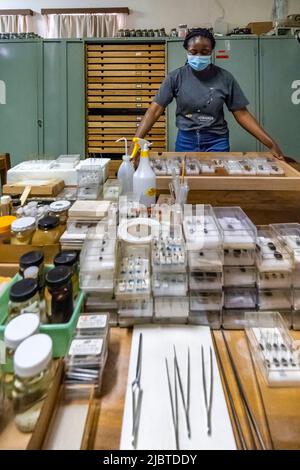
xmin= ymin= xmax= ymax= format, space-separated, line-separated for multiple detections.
xmin=11 ymin=198 xmax=21 ymax=217
xmin=31 ymin=215 xmax=61 ymax=245
xmin=11 ymin=217 xmax=36 ymax=245
xmin=12 ymin=334 xmax=54 ymax=433
xmin=8 ymin=279 xmax=41 ymax=322
xmin=4 ymin=314 xmax=40 ymax=395
xmin=0 ymin=195 xmax=11 ymax=216
xmin=45 ymin=266 xmax=73 ymax=324
xmin=49 ymin=200 xmax=71 ymax=227
xmin=53 ymin=251 xmax=79 ymax=299
xmin=19 ymin=250 xmax=45 ymax=291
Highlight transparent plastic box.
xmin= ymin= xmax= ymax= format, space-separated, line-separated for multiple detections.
xmin=293 ymin=289 xmax=300 ymax=311
xmin=188 ymin=249 xmax=224 ymax=272
xmin=152 ymin=273 xmax=187 ymax=297
xmin=166 ymin=156 xmax=183 ymax=176
xmin=224 ymin=248 xmax=256 ymax=266
xmin=189 ymin=271 xmax=223 ymax=290
xmin=257 ymin=271 xmax=292 ymax=289
xmin=103 ymin=179 xmax=121 ymax=202
xmin=256 ymin=225 xmax=293 ymax=272
xmin=51 ymin=154 xmax=80 ymax=169
xmin=190 ymin=291 xmax=224 ymax=312
xmin=224 ymin=266 xmax=256 ymax=287
xmin=245 ymin=311 xmax=300 ymax=387
xmin=213 ymin=207 xmax=257 ymax=249
xmin=272 ymin=223 xmax=300 ymax=268
xmin=77 ymin=161 xmax=103 ymax=200
xmin=150 ymin=158 xmax=167 ymax=176
xmin=198 ymin=160 xmax=216 ymax=175
xmin=189 ymin=310 xmax=221 ymax=329
xmin=224 ymin=287 xmax=257 ymax=310
xmin=183 ymin=204 xmax=223 ymax=250
xmin=222 ymin=308 xmax=257 ymax=330
xmin=152 ymin=236 xmax=186 ymax=273
xmin=258 ymin=289 xmax=292 ymax=311
xmin=76 ymin=313 xmax=109 ymax=338
xmin=185 ymin=158 xmax=200 ymax=176
xmin=118 ymin=299 xmax=153 ymax=318
xmin=293 ymin=270 xmax=300 ymax=288
xmin=154 ymin=297 xmax=189 ymax=323
xmin=115 ymin=255 xmax=151 ymax=300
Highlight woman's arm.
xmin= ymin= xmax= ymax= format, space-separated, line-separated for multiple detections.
xmin=232 ymin=108 xmax=285 ymax=160
xmin=134 ymin=102 xmax=165 ymax=139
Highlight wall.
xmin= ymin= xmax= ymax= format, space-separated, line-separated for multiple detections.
xmin=1 ymin=0 xmax=300 ymax=35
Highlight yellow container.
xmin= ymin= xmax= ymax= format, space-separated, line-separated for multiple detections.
xmin=0 ymin=215 xmax=16 ymax=243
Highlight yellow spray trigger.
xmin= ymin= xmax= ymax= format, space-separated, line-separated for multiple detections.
xmin=130 ymin=137 xmax=152 ymax=159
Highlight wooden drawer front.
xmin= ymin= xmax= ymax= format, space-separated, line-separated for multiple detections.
xmin=87 ymin=51 xmax=165 ymax=58
xmin=87 ymin=56 xmax=165 ymax=64
xmin=88 ymin=83 xmax=160 ymax=91
xmin=88 ymin=70 xmax=165 ymax=77
xmin=88 ymin=76 xmax=163 ymax=83
xmin=87 ymin=63 xmax=165 ymax=71
xmin=87 ymin=44 xmax=165 ymax=51
xmin=88 ymin=115 xmax=165 ymax=122
xmin=87 ymin=89 xmax=157 ymax=97
xmin=88 ymin=121 xmax=165 ymax=129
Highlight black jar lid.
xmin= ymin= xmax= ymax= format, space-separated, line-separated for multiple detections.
xmin=9 ymin=279 xmax=38 ymax=302
xmin=20 ymin=250 xmax=44 ymax=269
xmin=38 ymin=215 xmax=59 ymax=230
xmin=46 ymin=266 xmax=72 ymax=289
xmin=54 ymin=251 xmax=79 ymax=267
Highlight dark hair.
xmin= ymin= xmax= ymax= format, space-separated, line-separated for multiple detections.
xmin=183 ymin=28 xmax=216 ymax=50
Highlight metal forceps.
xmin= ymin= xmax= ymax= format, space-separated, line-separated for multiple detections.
xmin=201 ymin=346 xmax=214 ymax=435
xmin=131 ymin=333 xmax=143 ymax=449
xmin=173 ymin=346 xmax=191 ymax=438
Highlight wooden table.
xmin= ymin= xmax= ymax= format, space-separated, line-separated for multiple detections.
xmin=94 ymin=327 xmax=300 ymax=450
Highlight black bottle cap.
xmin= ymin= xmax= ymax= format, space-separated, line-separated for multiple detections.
xmin=46 ymin=266 xmax=72 ymax=289
xmin=54 ymin=251 xmax=79 ymax=267
xmin=38 ymin=215 xmax=59 ymax=230
xmin=20 ymin=250 xmax=44 ymax=269
xmin=9 ymin=279 xmax=38 ymax=302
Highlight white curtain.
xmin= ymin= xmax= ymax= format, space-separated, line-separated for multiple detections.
xmin=45 ymin=13 xmax=127 ymax=39
xmin=0 ymin=15 xmax=32 ymax=33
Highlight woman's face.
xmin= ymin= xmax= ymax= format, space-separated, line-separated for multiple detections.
xmin=187 ymin=37 xmax=213 ymax=56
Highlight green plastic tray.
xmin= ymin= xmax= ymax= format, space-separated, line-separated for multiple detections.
xmin=0 ymin=273 xmax=85 ymax=358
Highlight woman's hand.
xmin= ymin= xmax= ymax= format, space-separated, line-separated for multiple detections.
xmin=270 ymin=143 xmax=285 ymax=161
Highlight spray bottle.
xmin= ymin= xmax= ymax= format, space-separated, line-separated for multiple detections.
xmin=131 ymin=137 xmax=156 ymax=208
xmin=116 ymin=138 xmax=135 ymax=196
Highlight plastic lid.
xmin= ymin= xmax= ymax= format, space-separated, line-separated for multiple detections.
xmin=23 ymin=266 xmax=39 ymax=279
xmin=1 ymin=195 xmax=11 ymax=204
xmin=46 ymin=265 xmax=72 ymax=288
xmin=49 ymin=200 xmax=71 ymax=213
xmin=0 ymin=215 xmax=16 ymax=233
xmin=5 ymin=313 xmax=40 ymax=350
xmin=54 ymin=251 xmax=79 ymax=267
xmin=11 ymin=217 xmax=36 ymax=232
xmin=14 ymin=334 xmax=52 ymax=378
xmin=38 ymin=215 xmax=59 ymax=230
xmin=20 ymin=250 xmax=44 ymax=268
xmin=9 ymin=279 xmax=38 ymax=302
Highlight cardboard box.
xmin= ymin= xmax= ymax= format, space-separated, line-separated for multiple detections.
xmin=3 ymin=179 xmax=64 ymax=197
xmin=247 ymin=22 xmax=273 ymax=35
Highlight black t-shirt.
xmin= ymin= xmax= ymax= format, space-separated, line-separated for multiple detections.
xmin=154 ymin=64 xmax=249 ymax=135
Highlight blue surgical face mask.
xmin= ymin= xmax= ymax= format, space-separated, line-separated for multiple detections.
xmin=187 ymin=54 xmax=212 ymax=71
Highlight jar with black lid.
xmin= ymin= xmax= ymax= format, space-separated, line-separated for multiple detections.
xmin=45 ymin=266 xmax=73 ymax=324
xmin=8 ymin=279 xmax=41 ymax=322
xmin=53 ymin=251 xmax=79 ymax=299
xmin=19 ymin=250 xmax=45 ymax=290
xmin=31 ymin=215 xmax=61 ymax=245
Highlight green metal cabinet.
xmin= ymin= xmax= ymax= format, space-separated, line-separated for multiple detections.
xmin=214 ymin=37 xmax=260 ymax=152
xmin=0 ymin=41 xmax=40 ymax=166
xmin=41 ymin=40 xmax=85 ymax=157
xmin=260 ymin=37 xmax=300 ymax=159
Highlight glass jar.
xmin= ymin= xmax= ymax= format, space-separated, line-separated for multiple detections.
xmin=4 ymin=314 xmax=40 ymax=396
xmin=11 ymin=198 xmax=21 ymax=217
xmin=31 ymin=215 xmax=61 ymax=245
xmin=11 ymin=217 xmax=36 ymax=245
xmin=12 ymin=334 xmax=53 ymax=433
xmin=0 ymin=215 xmax=16 ymax=244
xmin=45 ymin=266 xmax=73 ymax=324
xmin=8 ymin=279 xmax=40 ymax=322
xmin=53 ymin=251 xmax=79 ymax=299
xmin=135 ymin=29 xmax=142 ymax=37
xmin=0 ymin=195 xmax=11 ymax=216
xmin=49 ymin=200 xmax=71 ymax=226
xmin=19 ymin=250 xmax=45 ymax=291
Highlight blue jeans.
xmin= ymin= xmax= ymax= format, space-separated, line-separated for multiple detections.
xmin=175 ymin=129 xmax=230 ymax=152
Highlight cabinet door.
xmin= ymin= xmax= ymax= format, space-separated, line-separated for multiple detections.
xmin=42 ymin=40 xmax=85 ymax=157
xmin=260 ymin=37 xmax=300 ymax=159
xmin=0 ymin=41 xmax=40 ymax=166
xmin=166 ymin=40 xmax=186 ymax=151
xmin=215 ymin=37 xmax=259 ymax=151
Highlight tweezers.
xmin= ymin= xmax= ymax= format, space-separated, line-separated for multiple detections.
xmin=201 ymin=345 xmax=214 ymax=435
xmin=173 ymin=346 xmax=191 ymax=438
xmin=165 ymin=356 xmax=179 ymax=450
xmin=131 ymin=332 xmax=143 ymax=449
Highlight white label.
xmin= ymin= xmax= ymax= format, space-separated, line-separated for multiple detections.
xmin=77 ymin=314 xmax=107 ymax=330
xmin=0 ymin=80 xmax=6 ymax=104
xmin=291 ymin=80 xmax=300 ymax=105
xmin=69 ymin=338 xmax=103 ymax=356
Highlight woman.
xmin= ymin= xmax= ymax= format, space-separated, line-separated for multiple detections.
xmin=133 ymin=28 xmax=284 ymax=159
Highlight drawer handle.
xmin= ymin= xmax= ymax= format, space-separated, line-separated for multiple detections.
xmin=135 ymin=71 xmax=142 ymax=75
xmin=136 ymin=104 xmax=142 ymax=107
xmin=136 ymin=97 xmax=142 ymax=101
xmin=135 ymin=52 xmax=142 ymax=56
xmin=136 ymin=84 xmax=142 ymax=88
